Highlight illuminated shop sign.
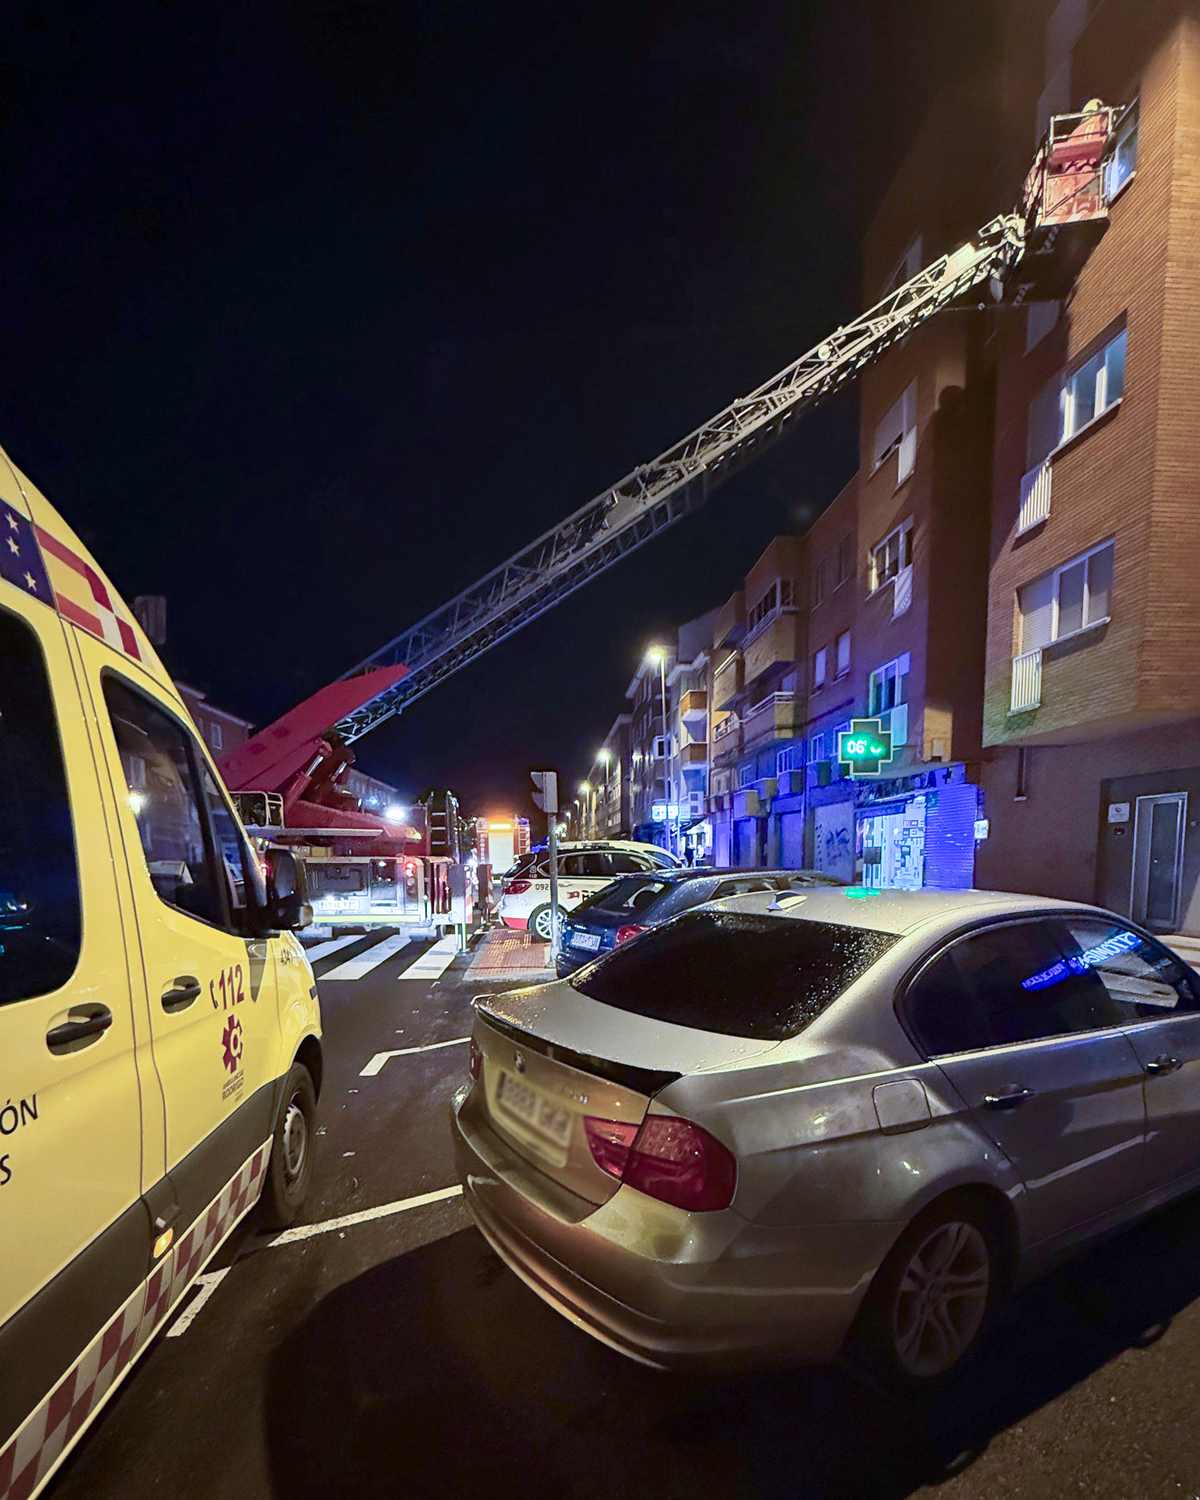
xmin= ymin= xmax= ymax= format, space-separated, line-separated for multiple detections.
xmin=837 ymin=718 xmax=895 ymax=779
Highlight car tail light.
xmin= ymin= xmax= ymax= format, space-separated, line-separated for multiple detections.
xmin=583 ymin=1113 xmax=736 ymax=1212
xmin=468 ymin=1038 xmax=482 ymax=1082
xmin=614 ymin=923 xmax=646 ymax=945
xmin=505 ymin=879 xmax=532 ymax=896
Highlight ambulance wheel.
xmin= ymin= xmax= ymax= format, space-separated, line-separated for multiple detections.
xmin=260 ymin=1063 xmax=316 ymax=1229
xmin=529 ymin=904 xmax=560 ymax=943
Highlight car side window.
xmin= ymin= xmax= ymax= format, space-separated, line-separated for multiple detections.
xmin=576 ymin=853 xmax=613 ymax=877
xmin=907 ymin=920 xmax=1123 ymax=1056
xmin=605 ymin=852 xmax=645 ymax=874
xmin=199 ymin=764 xmax=267 ymax=920
xmin=0 ymin=607 xmax=82 ymax=1005
xmin=557 ymin=854 xmax=586 ymax=878
xmin=1055 ymin=918 xmax=1200 ymax=1019
xmin=103 ymin=678 xmax=233 ymax=932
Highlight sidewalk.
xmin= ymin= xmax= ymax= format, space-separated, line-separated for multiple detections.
xmin=467 ymin=927 xmax=554 ymax=983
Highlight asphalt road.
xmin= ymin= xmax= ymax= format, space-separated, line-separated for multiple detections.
xmin=51 ymin=928 xmax=1200 ymax=1500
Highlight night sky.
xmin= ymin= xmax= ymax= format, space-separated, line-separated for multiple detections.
xmin=5 ymin=1 xmax=998 ymax=816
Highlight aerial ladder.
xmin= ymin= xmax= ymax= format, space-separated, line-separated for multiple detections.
xmin=220 ymin=102 xmax=1123 ymax=830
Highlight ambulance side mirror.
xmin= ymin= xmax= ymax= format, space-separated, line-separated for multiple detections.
xmin=263 ymin=850 xmax=312 ymax=933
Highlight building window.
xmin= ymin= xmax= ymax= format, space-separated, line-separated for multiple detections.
xmin=1025 ymin=300 xmax=1060 ymax=354
xmin=812 ymin=646 xmax=828 ymax=689
xmin=651 ymin=734 xmax=675 ymax=760
xmin=869 ymin=654 xmax=910 ymax=715
xmin=1062 ymin=328 xmax=1126 ymax=442
xmin=1106 ymin=101 xmax=1139 ymax=198
xmin=836 ymin=534 xmax=853 ymax=587
xmin=809 ymin=733 xmax=827 ymax=763
xmin=812 ymin=559 xmax=827 ymax=608
xmin=872 ymin=382 xmax=917 ymax=487
xmin=868 ymin=519 xmax=912 ymax=593
xmin=747 ymin=578 xmax=794 ymax=635
xmin=881 ymin=235 xmax=923 ymax=298
xmin=777 ymin=745 xmax=799 ymax=775
xmin=737 ymin=764 xmax=755 ymax=788
xmin=1015 ymin=746 xmax=1030 ymax=800
xmin=207 ymin=720 xmax=223 ymax=751
xmin=1018 ymin=539 xmax=1114 ymax=650
xmin=835 ymin=630 xmax=851 ymax=679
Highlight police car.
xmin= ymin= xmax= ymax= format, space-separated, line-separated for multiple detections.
xmin=0 ymin=445 xmax=322 ymax=1498
xmin=496 ymin=841 xmax=682 ymax=941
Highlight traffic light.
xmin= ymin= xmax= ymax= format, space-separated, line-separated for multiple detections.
xmin=530 ymin=770 xmax=559 ymax=814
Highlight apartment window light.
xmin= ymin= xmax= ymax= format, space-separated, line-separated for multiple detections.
xmin=1062 ymin=328 xmax=1127 ymax=442
xmin=872 ymin=381 xmax=917 ymax=487
xmin=776 ymin=745 xmax=799 ymax=775
xmin=812 ymin=646 xmax=828 ymax=690
xmin=868 ymin=519 xmax=912 ymax=593
xmin=809 ymin=732 xmax=827 ymax=763
xmin=207 ymin=720 xmax=223 ymax=751
xmin=1106 ymin=100 xmax=1139 ymax=199
xmin=835 ymin=630 xmax=851 ymax=679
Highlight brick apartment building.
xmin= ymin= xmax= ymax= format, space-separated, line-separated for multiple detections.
xmin=571 ymin=0 xmax=1200 ymax=934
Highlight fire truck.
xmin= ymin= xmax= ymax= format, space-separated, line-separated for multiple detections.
xmin=218 ymin=104 xmax=1123 ymax=924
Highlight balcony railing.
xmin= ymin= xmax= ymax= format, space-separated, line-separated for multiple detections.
xmin=713 ymin=713 xmax=739 ymax=741
xmin=712 ymin=653 xmax=743 ymax=711
xmin=1017 ymin=459 xmax=1052 ymax=535
xmin=1011 ymin=648 xmax=1043 ymax=712
xmin=741 ymin=692 xmax=801 ymax=747
xmin=680 ymin=741 xmax=707 ymax=767
xmin=679 ymin=689 xmax=708 ymax=731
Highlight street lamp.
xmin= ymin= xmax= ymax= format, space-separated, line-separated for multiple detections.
xmin=595 ymin=747 xmax=612 ymax=835
xmin=645 ymin=645 xmax=672 ymax=855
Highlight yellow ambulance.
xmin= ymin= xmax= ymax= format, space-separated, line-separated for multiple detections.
xmin=0 ymin=446 xmax=323 ymax=1497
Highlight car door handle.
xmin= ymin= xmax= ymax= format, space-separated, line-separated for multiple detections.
xmin=1144 ymin=1055 xmax=1183 ymax=1076
xmin=46 ymin=1007 xmax=113 ymax=1052
xmin=161 ymin=977 xmax=202 ymax=1013
xmin=983 ymin=1087 xmax=1037 ymax=1110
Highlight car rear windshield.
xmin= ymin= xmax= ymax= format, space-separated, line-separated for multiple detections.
xmin=568 ymin=910 xmax=898 ymax=1040
xmin=576 ymin=875 xmax=672 ymax=915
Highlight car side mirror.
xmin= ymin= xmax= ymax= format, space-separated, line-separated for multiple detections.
xmin=262 ymin=849 xmax=312 ymax=932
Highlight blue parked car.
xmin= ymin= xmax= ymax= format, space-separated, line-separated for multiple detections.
xmin=555 ymin=866 xmax=843 ymax=977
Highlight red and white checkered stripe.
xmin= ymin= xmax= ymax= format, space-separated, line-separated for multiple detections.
xmin=0 ymin=1141 xmax=270 ymax=1500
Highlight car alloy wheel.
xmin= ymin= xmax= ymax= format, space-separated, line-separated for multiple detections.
xmin=530 ymin=905 xmax=558 ymax=942
xmin=890 ymin=1219 xmax=991 ymax=1379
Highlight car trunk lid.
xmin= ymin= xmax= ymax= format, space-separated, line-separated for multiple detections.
xmin=472 ymin=981 xmax=774 ymax=1205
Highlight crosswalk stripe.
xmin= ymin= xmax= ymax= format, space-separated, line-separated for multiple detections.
xmin=399 ymin=934 xmax=460 ymax=981
xmin=302 ymin=932 xmax=366 ymax=963
xmin=321 ymin=933 xmax=412 ymax=981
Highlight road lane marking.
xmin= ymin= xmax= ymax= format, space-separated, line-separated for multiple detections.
xmin=398 ymin=934 xmax=460 ymax=980
xmin=359 ymin=1037 xmax=470 ymax=1076
xmin=265 ymin=1185 xmax=463 ymax=1247
xmin=321 ymin=932 xmax=412 ymax=980
xmin=303 ymin=932 xmax=367 ymax=962
xmin=165 ymin=1268 xmax=231 ymax=1338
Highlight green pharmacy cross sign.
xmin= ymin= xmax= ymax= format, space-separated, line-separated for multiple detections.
xmin=837 ymin=717 xmax=895 ymax=778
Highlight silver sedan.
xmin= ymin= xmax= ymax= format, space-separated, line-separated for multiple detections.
xmin=451 ymin=887 xmax=1200 ymax=1388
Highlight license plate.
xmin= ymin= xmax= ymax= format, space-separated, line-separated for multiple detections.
xmin=571 ymin=930 xmax=602 ymax=951
xmin=495 ymin=1070 xmax=572 ymax=1149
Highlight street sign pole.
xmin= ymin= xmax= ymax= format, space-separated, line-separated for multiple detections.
xmin=531 ymin=770 xmax=560 ymax=962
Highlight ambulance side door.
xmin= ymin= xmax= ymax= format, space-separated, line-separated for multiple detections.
xmin=73 ymin=642 xmax=282 ymax=1235
xmin=0 ymin=594 xmax=148 ymax=1460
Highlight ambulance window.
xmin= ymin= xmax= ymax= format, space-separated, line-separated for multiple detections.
xmin=199 ymin=764 xmax=267 ymax=924
xmin=0 ymin=608 xmax=81 ymax=1004
xmin=103 ymin=679 xmax=230 ymax=931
